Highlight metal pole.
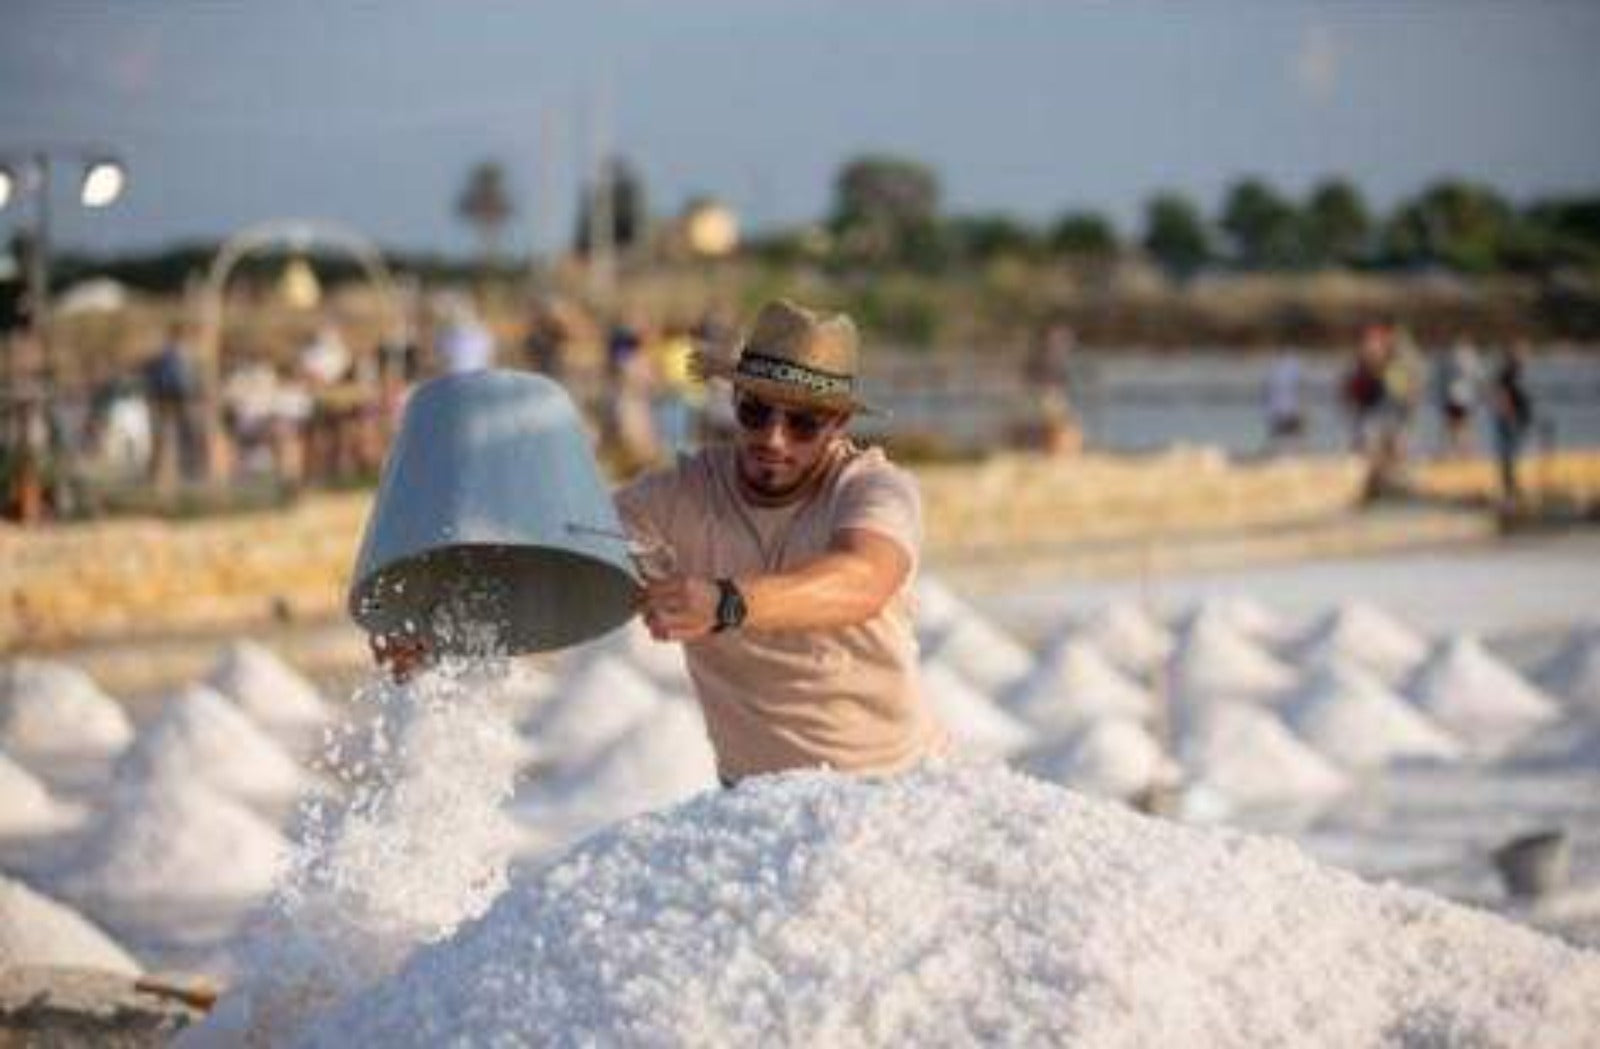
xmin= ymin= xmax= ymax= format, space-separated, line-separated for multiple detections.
xmin=27 ymin=152 xmax=51 ymax=390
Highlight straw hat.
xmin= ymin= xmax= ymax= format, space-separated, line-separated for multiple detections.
xmin=693 ymin=299 xmax=882 ymax=415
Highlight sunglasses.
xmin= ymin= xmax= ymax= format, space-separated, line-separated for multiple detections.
xmin=734 ymin=395 xmax=835 ymax=442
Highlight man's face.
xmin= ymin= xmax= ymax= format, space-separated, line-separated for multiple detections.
xmin=733 ymin=392 xmax=848 ymax=498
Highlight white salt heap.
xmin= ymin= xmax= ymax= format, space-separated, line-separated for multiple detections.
xmin=1179 ymin=701 xmax=1349 ymax=808
xmin=912 ymin=573 xmax=971 ymax=645
xmin=0 ymin=748 xmax=85 ymax=836
xmin=594 ymin=620 xmax=695 ymax=695
xmin=516 ymin=697 xmax=716 ymax=850
xmin=1022 ymin=718 xmax=1176 ymax=800
xmin=1169 ymin=617 xmax=1298 ymax=707
xmin=919 ymin=610 xmax=1035 ymax=695
xmin=1293 ymin=600 xmax=1431 ymax=683
xmin=117 ymin=683 xmax=310 ymax=806
xmin=1536 ymin=626 xmax=1600 ymax=714
xmin=1073 ymin=601 xmax=1173 ymax=676
xmin=522 ymin=654 xmax=662 ymax=770
xmin=1178 ymin=595 xmax=1295 ymax=647
xmin=918 ymin=660 xmax=1035 ymax=757
xmin=0 ymin=875 xmax=142 ymax=975
xmin=205 ymin=640 xmax=331 ymax=731
xmin=295 ymin=765 xmax=1600 ymax=1047
xmin=1003 ymin=635 xmax=1153 ymax=735
xmin=184 ymin=661 xmax=527 ymax=1047
xmin=0 ymin=658 xmax=133 ymax=761
xmin=1283 ymin=660 xmax=1463 ymax=769
xmin=1405 ymin=635 xmax=1560 ymax=754
xmin=58 ymin=773 xmax=289 ymax=922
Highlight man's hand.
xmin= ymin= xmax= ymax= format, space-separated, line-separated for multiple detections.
xmin=370 ymin=632 xmax=432 ymax=683
xmin=639 ymin=575 xmax=720 ymax=642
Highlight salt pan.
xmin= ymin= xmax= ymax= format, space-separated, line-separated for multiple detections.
xmin=1022 ymin=718 xmax=1175 ymax=800
xmin=1405 ymin=635 xmax=1560 ymax=754
xmin=205 ymin=640 xmax=331 ymax=731
xmin=1283 ymin=660 xmax=1462 ymax=769
xmin=0 ymin=658 xmax=133 ymax=761
xmin=918 ymin=660 xmax=1034 ymax=757
xmin=297 ymin=765 xmax=1600 ymax=1047
xmin=0 ymin=875 xmax=142 ymax=975
xmin=1002 ymin=636 xmax=1153 ymax=735
xmin=117 ymin=683 xmax=310 ymax=806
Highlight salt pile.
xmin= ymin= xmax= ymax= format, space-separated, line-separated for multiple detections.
xmin=596 ymin=620 xmax=695 ymax=695
xmin=58 ymin=774 xmax=289 ymax=921
xmin=117 ymin=683 xmax=310 ymax=806
xmin=918 ymin=660 xmax=1034 ymax=757
xmin=1022 ymin=718 xmax=1176 ymax=800
xmin=205 ymin=640 xmax=331 ymax=731
xmin=1405 ymin=636 xmax=1561 ymax=754
xmin=1003 ymin=636 xmax=1153 ymax=735
xmin=919 ymin=610 xmax=1034 ymax=695
xmin=0 ymin=658 xmax=133 ymax=760
xmin=516 ymin=698 xmax=716 ymax=847
xmin=1293 ymin=601 xmax=1430 ymax=684
xmin=521 ymin=655 xmax=662 ymax=770
xmin=912 ymin=573 xmax=971 ymax=645
xmin=182 ymin=661 xmax=528 ymax=1047
xmin=1179 ymin=702 xmax=1349 ymax=808
xmin=1536 ymin=626 xmax=1600 ymax=714
xmin=1178 ymin=595 xmax=1295 ymax=647
xmin=0 ymin=749 xmax=84 ymax=837
xmin=1283 ymin=660 xmax=1462 ymax=769
xmin=296 ymin=765 xmax=1600 ymax=1046
xmin=1071 ymin=600 xmax=1173 ymax=676
xmin=1169 ymin=617 xmax=1298 ymax=707
xmin=0 ymin=875 xmax=142 ymax=975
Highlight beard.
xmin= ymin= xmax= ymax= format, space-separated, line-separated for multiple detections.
xmin=736 ymin=445 xmax=833 ymax=504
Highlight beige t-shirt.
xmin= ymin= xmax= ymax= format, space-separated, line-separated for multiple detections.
xmin=614 ymin=442 xmax=947 ymax=780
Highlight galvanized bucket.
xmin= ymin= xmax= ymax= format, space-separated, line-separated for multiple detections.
xmin=1492 ymin=829 xmax=1570 ymax=899
xmin=348 ymin=370 xmax=637 ymax=656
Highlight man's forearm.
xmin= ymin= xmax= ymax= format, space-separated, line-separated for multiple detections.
xmin=740 ymin=550 xmax=893 ymax=632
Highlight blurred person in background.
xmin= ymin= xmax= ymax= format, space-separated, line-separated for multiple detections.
xmin=1262 ymin=347 xmax=1306 ymax=456
xmin=298 ymin=320 xmax=358 ymax=482
xmin=434 ymin=294 xmax=496 ymax=375
xmin=1433 ymin=336 xmax=1483 ymax=458
xmin=602 ymin=316 xmax=660 ymax=472
xmin=522 ymin=295 xmax=572 ymax=383
xmin=1022 ymin=321 xmax=1083 ymax=455
xmin=141 ymin=320 xmax=204 ymax=488
xmin=1488 ymin=340 xmax=1535 ymax=506
xmin=1378 ymin=325 xmax=1425 ymax=472
xmin=1341 ymin=324 xmax=1389 ymax=455
xmin=649 ymin=323 xmax=703 ymax=455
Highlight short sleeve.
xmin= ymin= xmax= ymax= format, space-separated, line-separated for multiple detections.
xmin=613 ymin=464 xmax=681 ymax=548
xmin=833 ymin=457 xmax=923 ymax=568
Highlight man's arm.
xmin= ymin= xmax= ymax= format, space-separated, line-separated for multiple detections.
xmin=639 ymin=528 xmax=910 ymax=642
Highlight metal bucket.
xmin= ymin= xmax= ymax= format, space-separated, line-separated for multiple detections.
xmin=348 ymin=370 xmax=637 ymax=656
xmin=1491 ymin=829 xmax=1570 ymax=899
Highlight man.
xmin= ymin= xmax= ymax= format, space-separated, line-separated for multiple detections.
xmin=376 ymin=299 xmax=947 ymax=786
xmin=620 ymin=298 xmax=947 ymax=783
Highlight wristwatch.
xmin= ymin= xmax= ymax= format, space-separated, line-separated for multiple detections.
xmin=713 ymin=578 xmax=748 ymax=633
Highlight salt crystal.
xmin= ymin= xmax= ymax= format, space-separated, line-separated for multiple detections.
xmin=0 ymin=875 xmax=142 ymax=975
xmin=0 ymin=659 xmax=133 ymax=761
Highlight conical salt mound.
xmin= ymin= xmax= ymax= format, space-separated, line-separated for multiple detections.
xmin=1293 ymin=601 xmax=1430 ymax=684
xmin=920 ymin=611 xmax=1034 ymax=696
xmin=293 ymin=766 xmax=1600 ymax=1047
xmin=118 ymin=683 xmax=310 ymax=805
xmin=1022 ymin=718 xmax=1176 ymax=800
xmin=0 ymin=875 xmax=142 ymax=975
xmin=1002 ymin=637 xmax=1153 ymax=736
xmin=1072 ymin=602 xmax=1173 ymax=677
xmin=0 ymin=749 xmax=85 ymax=837
xmin=913 ymin=574 xmax=972 ymax=646
xmin=1405 ymin=636 xmax=1560 ymax=754
xmin=1178 ymin=596 xmax=1295 ymax=647
xmin=1179 ymin=702 xmax=1349 ymax=808
xmin=1170 ymin=618 xmax=1298 ymax=707
xmin=206 ymin=640 xmax=331 ymax=730
xmin=523 ymin=655 xmax=662 ymax=770
xmin=1535 ymin=626 xmax=1600 ymax=714
xmin=59 ymin=773 xmax=289 ymax=917
xmin=0 ymin=658 xmax=133 ymax=760
xmin=518 ymin=698 xmax=717 ymax=844
xmin=919 ymin=661 xmax=1034 ymax=758
xmin=594 ymin=620 xmax=694 ymax=695
xmin=1282 ymin=660 xmax=1462 ymax=769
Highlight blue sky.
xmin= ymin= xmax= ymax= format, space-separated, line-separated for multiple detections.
xmin=4 ymin=1 xmax=1598 ymax=255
